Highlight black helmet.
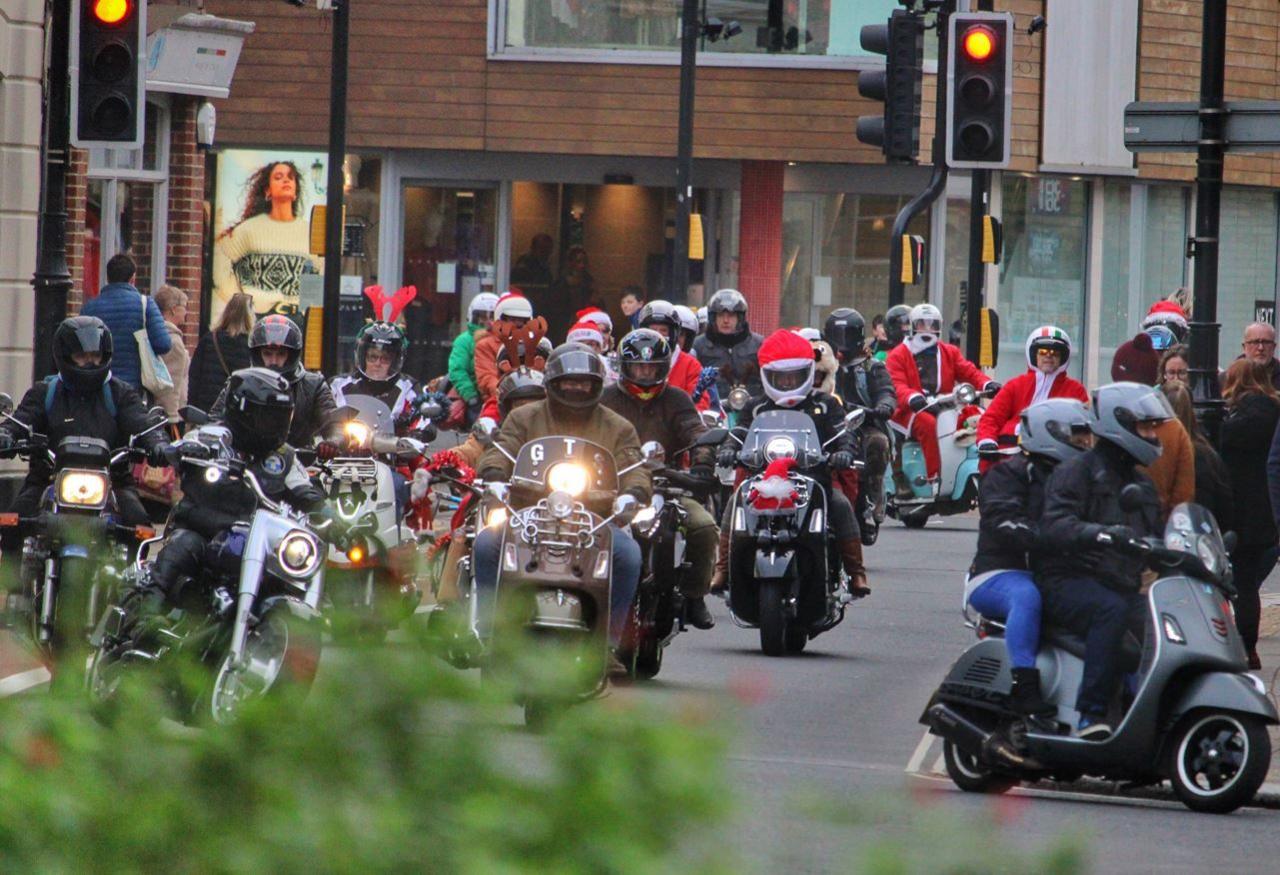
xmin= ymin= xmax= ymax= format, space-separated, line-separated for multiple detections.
xmin=543 ymin=343 xmax=606 ymax=410
xmin=1091 ymin=382 xmax=1174 ymax=466
xmin=637 ymin=300 xmax=680 ymax=333
xmin=496 ymin=335 xmax=553 ymax=369
xmin=883 ymin=305 xmax=912 ymax=346
xmin=53 ymin=316 xmax=113 ymax=394
xmin=618 ymin=329 xmax=672 ymax=401
xmin=497 ymin=367 xmax=546 ymax=417
xmin=354 ymin=321 xmax=407 ymax=381
xmin=249 ymin=315 xmax=304 ymax=383
xmin=823 ymin=308 xmax=866 ymax=362
xmin=223 ymin=367 xmax=294 ymax=457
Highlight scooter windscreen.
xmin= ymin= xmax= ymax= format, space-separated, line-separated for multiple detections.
xmin=511 ymin=436 xmax=619 ymax=501
xmin=737 ymin=410 xmax=825 ymax=469
xmin=341 ymin=396 xmax=395 ymax=435
xmin=1162 ymin=502 xmax=1232 ymax=587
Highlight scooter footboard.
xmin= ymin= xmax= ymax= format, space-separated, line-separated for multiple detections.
xmin=754 ymin=549 xmax=796 ymax=580
xmin=1167 ymin=672 xmax=1280 ymax=725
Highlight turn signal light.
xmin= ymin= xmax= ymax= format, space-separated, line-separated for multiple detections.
xmin=0 ymin=514 xmax=17 ymax=527
xmin=347 ymin=544 xmax=366 ymax=563
xmin=134 ymin=526 xmax=155 ymax=540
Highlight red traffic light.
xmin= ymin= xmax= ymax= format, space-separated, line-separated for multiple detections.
xmin=961 ymin=25 xmax=996 ymax=62
xmin=92 ymin=0 xmax=130 ymax=25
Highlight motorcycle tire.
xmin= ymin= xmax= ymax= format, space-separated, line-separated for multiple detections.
xmin=901 ymin=510 xmax=931 ymax=529
xmin=758 ymin=579 xmax=788 ymax=657
xmin=943 ymin=739 xmax=1017 ymax=795
xmin=49 ymin=555 xmax=95 ymax=693
xmin=1166 ymin=711 xmax=1270 ymax=813
xmin=784 ymin=626 xmax=808 ymax=654
xmin=634 ymin=636 xmax=663 ymax=679
xmin=207 ymin=607 xmax=323 ymax=726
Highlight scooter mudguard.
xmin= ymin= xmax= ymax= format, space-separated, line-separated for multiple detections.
xmin=950 ymin=454 xmax=979 ymax=502
xmin=59 ymin=544 xmax=91 ymax=560
xmin=931 ymin=638 xmax=1012 ymax=712
xmin=1168 ymin=671 xmax=1280 ymax=725
xmin=259 ymin=595 xmax=324 ymax=624
xmin=900 ymin=443 xmax=931 ymax=499
xmin=754 ymin=549 xmax=796 ymax=580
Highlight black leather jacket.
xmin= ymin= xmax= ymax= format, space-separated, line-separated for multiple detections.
xmin=833 ymin=359 xmax=896 ymax=432
xmin=970 ymin=454 xmax=1054 ymax=577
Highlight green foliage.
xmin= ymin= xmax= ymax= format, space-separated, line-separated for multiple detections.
xmin=0 ymin=648 xmax=732 ymax=874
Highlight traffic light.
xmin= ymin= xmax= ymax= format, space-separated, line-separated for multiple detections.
xmin=945 ymin=11 xmax=1013 ymax=168
xmin=856 ymin=9 xmax=925 ymax=163
xmin=71 ymin=0 xmax=147 ymax=148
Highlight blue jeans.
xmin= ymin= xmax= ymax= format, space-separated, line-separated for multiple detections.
xmin=967 ymin=570 xmax=1042 ymax=669
xmin=1039 ymin=577 xmax=1145 ymax=718
xmin=472 ymin=523 xmax=641 ymax=648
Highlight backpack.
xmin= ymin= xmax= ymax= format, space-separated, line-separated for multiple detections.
xmin=44 ymin=376 xmax=116 ymax=419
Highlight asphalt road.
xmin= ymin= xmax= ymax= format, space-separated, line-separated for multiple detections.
xmin=609 ymin=514 xmax=1280 ymax=874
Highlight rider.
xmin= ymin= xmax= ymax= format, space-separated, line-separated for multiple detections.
xmin=211 ymin=314 xmax=343 ymax=453
xmin=576 ymin=306 xmax=614 ymax=351
xmin=474 ymin=292 xmax=534 ymax=402
xmin=672 ymin=305 xmax=700 ymax=353
xmin=448 ymin=291 xmax=499 ymax=424
xmin=331 ymin=321 xmax=423 ymax=433
xmin=0 ymin=316 xmax=171 ymax=582
xmin=712 ymin=329 xmax=869 ymax=597
xmin=1038 ymin=382 xmax=1168 ymax=740
xmin=823 ymin=307 xmax=897 ymax=525
xmin=977 ymin=326 xmax=1088 ymax=472
xmin=885 ymin=303 xmax=999 ymax=488
xmin=872 ymin=304 xmax=911 ymax=361
xmin=637 ymin=300 xmax=706 ymax=406
xmin=601 ymin=329 xmax=720 ymax=630
xmin=967 ymin=398 xmax=1095 ymax=725
xmin=475 ymin=343 xmax=651 ymax=662
xmin=140 ymin=368 xmax=327 ymax=613
xmin=693 ymin=288 xmax=764 ymax=399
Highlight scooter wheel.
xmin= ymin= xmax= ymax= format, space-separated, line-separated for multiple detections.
xmin=943 ymin=740 xmax=1017 ymax=795
xmin=1166 ymin=711 xmax=1271 ymax=813
xmin=901 ymin=510 xmax=930 ymax=529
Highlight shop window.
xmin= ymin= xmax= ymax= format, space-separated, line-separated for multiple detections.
xmin=781 ymin=191 xmax=929 ymax=332
xmin=494 ymin=0 xmax=932 ymax=63
xmin=1219 ymin=188 xmax=1280 ymax=366
xmin=997 ymin=176 xmax=1088 ymax=381
xmin=1099 ymin=181 xmax=1188 ymax=379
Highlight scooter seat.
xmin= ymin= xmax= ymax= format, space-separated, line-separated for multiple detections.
xmin=1042 ymin=625 xmax=1143 ymax=673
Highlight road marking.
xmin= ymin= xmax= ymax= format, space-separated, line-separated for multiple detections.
xmin=0 ymin=666 xmax=50 ymax=696
xmin=905 ymin=729 xmax=936 ymax=774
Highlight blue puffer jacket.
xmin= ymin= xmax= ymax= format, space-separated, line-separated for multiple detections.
xmin=80 ymin=282 xmax=171 ymax=390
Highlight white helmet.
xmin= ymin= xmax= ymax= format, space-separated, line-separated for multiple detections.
xmin=696 ymin=307 xmax=708 ymax=330
xmin=907 ymin=303 xmax=943 ymax=354
xmin=794 ymin=327 xmax=822 ymax=343
xmin=758 ymin=329 xmax=816 ymax=409
xmin=494 ymin=293 xmax=533 ymax=323
xmin=467 ymin=292 xmax=499 ymax=325
xmin=672 ymin=304 xmax=699 ymax=336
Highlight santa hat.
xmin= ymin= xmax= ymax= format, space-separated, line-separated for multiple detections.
xmin=566 ymin=320 xmax=605 ymax=347
xmin=759 ymin=329 xmax=816 ymax=370
xmin=1111 ymin=331 xmax=1159 ymax=385
xmin=748 ymin=457 xmax=799 ymax=510
xmin=577 ymin=306 xmax=613 ymax=331
xmin=1141 ymin=300 xmax=1188 ymax=331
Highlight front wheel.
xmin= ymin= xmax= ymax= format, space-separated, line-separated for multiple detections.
xmin=49 ymin=555 xmax=96 ymax=691
xmin=943 ymin=740 xmax=1017 ymax=795
xmin=758 ymin=580 xmax=788 ymax=657
xmin=1166 ymin=711 xmax=1271 ymax=813
xmin=901 ymin=509 xmax=930 ymax=529
xmin=208 ymin=607 xmax=322 ymax=726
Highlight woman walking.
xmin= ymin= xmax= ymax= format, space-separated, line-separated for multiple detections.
xmin=187 ymin=292 xmax=255 ymax=415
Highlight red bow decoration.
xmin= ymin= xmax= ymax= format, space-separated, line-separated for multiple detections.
xmin=748 ymin=457 xmax=799 ymax=510
xmin=426 ymin=449 xmax=475 ymax=483
xmin=363 ymin=284 xmax=418 ymax=323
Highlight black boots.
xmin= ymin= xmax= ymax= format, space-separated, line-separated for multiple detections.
xmin=684 ymin=596 xmax=714 ymax=630
xmin=1009 ymin=667 xmax=1058 ymax=726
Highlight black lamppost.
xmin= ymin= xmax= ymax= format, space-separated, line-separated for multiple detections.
xmin=320 ymin=0 xmax=350 ymax=377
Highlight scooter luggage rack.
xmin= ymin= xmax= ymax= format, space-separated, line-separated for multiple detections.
xmin=329 ymin=458 xmax=379 ymax=483
xmin=518 ymin=502 xmax=597 ymax=550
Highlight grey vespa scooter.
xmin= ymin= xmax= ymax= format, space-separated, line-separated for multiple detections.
xmin=923 ymin=494 xmax=1278 ymax=813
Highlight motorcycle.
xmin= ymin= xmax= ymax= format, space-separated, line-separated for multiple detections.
xmin=0 ymin=392 xmax=167 ymax=681
xmin=89 ymin=425 xmax=331 ymax=725
xmin=922 ymin=494 xmax=1278 ymax=813
xmin=722 ymin=408 xmax=863 ymax=656
xmin=468 ymin=429 xmax=654 ymax=726
xmin=317 ymin=396 xmax=431 ymax=642
xmin=887 ymin=382 xmax=988 ymax=529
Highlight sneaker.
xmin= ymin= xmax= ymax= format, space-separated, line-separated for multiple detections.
xmin=1075 ymin=717 xmax=1112 ymax=741
xmin=684 ymin=596 xmax=715 ymax=630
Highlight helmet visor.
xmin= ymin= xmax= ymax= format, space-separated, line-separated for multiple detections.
xmin=764 ymin=364 xmax=813 ymax=394
xmin=357 ymin=340 xmax=404 ymax=379
xmin=912 ymin=318 xmax=942 ymax=335
xmin=621 ymin=358 xmax=671 ymax=388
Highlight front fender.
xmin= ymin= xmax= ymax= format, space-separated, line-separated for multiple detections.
xmin=258 ymin=595 xmax=324 ymax=625
xmin=950 ymin=457 xmax=980 ymax=502
xmin=1168 ymin=672 xmax=1280 ymax=725
xmin=753 ymin=549 xmax=796 ymax=580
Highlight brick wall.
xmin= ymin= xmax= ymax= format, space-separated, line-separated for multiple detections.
xmin=66 ymin=151 xmax=90 ymax=313
xmin=738 ymin=161 xmax=784 ymax=336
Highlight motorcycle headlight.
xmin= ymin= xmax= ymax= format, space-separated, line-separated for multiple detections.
xmin=764 ymin=436 xmax=797 ymax=462
xmin=276 ymin=530 xmax=321 ymax=577
xmin=546 ymin=462 xmax=589 ymax=497
xmin=56 ymin=470 xmax=108 ymax=507
xmin=344 ymin=420 xmax=371 ymax=449
xmin=485 ymin=506 xmax=509 ymax=529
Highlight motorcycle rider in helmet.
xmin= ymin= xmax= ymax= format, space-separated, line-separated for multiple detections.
xmin=1038 ymin=383 xmax=1169 ymax=740
xmin=475 ymin=343 xmax=650 ymax=664
xmin=638 ymin=300 xmax=709 ymax=409
xmin=693 ymin=288 xmax=764 ymax=399
xmin=967 ymin=398 xmax=1095 ymax=728
xmin=885 ymin=303 xmax=999 ymax=488
xmin=873 ymin=304 xmax=912 ymax=361
xmin=211 ymin=314 xmax=343 ymax=455
xmin=577 ymin=306 xmax=614 ymax=351
xmin=823 ymin=308 xmax=897 ymax=526
xmin=601 ymin=329 xmax=720 ymax=630
xmin=475 ymin=292 xmax=535 ymax=402
xmin=448 ymin=291 xmax=499 ymax=424
xmin=331 ymin=321 xmax=424 ymax=434
xmin=137 ymin=368 xmax=327 ymax=614
xmin=0 ymin=316 xmax=172 ymax=583
xmin=711 ymin=329 xmax=870 ymax=597
xmin=672 ymin=305 xmax=700 ymax=353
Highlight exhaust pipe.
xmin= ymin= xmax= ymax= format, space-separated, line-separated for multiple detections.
xmin=926 ymin=703 xmax=1039 ymax=770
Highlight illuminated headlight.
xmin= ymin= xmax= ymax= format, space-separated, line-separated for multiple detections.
xmin=344 ymin=420 xmax=371 ymax=449
xmin=276 ymin=530 xmax=321 ymax=577
xmin=204 ymin=467 xmax=222 ymax=483
xmin=56 ymin=470 xmax=108 ymax=507
xmin=764 ymin=436 xmax=797 ymax=462
xmin=485 ymin=506 xmax=509 ymax=529
xmin=546 ymin=491 xmax=574 ymax=520
xmin=728 ymin=386 xmax=751 ymax=411
xmin=546 ymin=462 xmax=589 ymax=497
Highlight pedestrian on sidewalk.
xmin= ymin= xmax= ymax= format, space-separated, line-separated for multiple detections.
xmin=80 ymin=253 xmax=171 ymax=394
xmin=1162 ymin=381 xmax=1232 ymax=534
xmin=151 ymin=285 xmax=191 ymax=423
xmin=187 ymin=292 xmax=255 ymax=414
xmin=1226 ymin=359 xmax=1280 ymax=670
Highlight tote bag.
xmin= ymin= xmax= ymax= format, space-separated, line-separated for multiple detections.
xmin=136 ymin=295 xmax=174 ymax=394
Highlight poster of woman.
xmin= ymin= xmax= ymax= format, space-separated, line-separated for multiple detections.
xmin=211 ymin=150 xmax=327 ymax=324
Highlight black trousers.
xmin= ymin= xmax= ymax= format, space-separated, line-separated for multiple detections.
xmin=1230 ymin=543 xmax=1278 ymax=653
xmin=150 ymin=528 xmax=209 ymax=597
xmin=1039 ymin=577 xmax=1146 ymax=718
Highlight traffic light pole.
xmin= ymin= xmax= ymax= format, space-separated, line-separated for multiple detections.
xmin=32 ymin=0 xmax=73 ymax=379
xmin=962 ymin=0 xmax=993 ymax=363
xmin=1188 ymin=0 xmax=1226 ymax=442
xmin=321 ymin=0 xmax=350 ymax=377
xmin=670 ymin=0 xmax=699 ymax=306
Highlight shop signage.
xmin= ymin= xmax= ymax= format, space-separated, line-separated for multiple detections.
xmin=1256 ymin=299 xmax=1275 ymax=326
xmin=145 ymin=13 xmax=254 ymax=98
xmin=1029 ymin=178 xmax=1071 ymax=216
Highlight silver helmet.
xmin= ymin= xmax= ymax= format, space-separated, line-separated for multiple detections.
xmin=1019 ymin=398 xmax=1094 ymax=465
xmin=1090 ymin=382 xmax=1174 ymax=466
